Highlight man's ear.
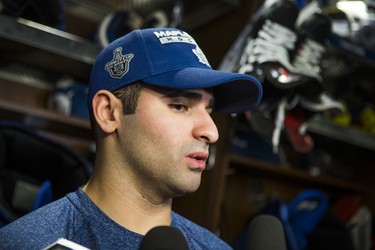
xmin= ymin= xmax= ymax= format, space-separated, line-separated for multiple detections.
xmin=92 ymin=90 xmax=122 ymax=133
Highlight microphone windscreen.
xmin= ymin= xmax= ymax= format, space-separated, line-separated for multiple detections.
xmin=139 ymin=226 xmax=189 ymax=250
xmin=246 ymin=215 xmax=287 ymax=250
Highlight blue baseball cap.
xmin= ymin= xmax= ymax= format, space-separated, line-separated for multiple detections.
xmin=88 ymin=28 xmax=262 ymax=113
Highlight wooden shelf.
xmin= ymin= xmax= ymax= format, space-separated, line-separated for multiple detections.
xmin=0 ymin=14 xmax=101 ymax=83
xmin=65 ymin=0 xmax=241 ymax=31
xmin=228 ymin=154 xmax=363 ymax=193
xmin=306 ymin=114 xmax=375 ymax=152
xmin=0 ymin=99 xmax=92 ymax=139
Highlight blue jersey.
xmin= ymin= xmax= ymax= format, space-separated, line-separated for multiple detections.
xmin=0 ymin=188 xmax=232 ymax=250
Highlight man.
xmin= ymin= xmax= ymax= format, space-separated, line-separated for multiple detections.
xmin=0 ymin=28 xmax=262 ymax=249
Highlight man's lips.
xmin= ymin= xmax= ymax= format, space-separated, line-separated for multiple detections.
xmin=186 ymin=152 xmax=208 ymax=170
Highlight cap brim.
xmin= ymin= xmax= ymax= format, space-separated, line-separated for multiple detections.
xmin=142 ymin=67 xmax=263 ymax=113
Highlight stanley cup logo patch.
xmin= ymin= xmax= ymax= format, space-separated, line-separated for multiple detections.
xmin=105 ymin=47 xmax=134 ymax=79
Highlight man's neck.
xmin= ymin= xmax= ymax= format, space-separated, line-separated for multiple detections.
xmin=82 ymin=166 xmax=173 ymax=235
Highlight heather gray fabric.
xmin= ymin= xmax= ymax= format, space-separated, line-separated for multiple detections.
xmin=0 ymin=188 xmax=231 ymax=250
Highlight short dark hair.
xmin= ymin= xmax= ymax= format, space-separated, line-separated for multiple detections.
xmin=112 ymin=82 xmax=143 ymax=115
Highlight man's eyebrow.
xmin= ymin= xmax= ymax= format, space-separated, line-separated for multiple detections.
xmin=163 ymin=89 xmax=215 ymax=109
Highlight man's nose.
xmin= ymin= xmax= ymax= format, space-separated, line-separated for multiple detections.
xmin=193 ymin=110 xmax=219 ymax=144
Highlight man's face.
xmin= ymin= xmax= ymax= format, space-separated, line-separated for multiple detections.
xmin=117 ymin=85 xmax=219 ymax=202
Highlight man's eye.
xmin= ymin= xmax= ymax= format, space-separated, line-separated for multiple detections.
xmin=169 ymin=104 xmax=188 ymax=112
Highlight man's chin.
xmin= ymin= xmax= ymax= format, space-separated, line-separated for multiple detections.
xmin=173 ymin=182 xmax=201 ymax=198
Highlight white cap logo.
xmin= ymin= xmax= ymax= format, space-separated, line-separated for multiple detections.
xmin=192 ymin=46 xmax=210 ymax=67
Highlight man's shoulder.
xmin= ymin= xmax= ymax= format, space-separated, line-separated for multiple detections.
xmin=0 ymin=191 xmax=84 ymax=249
xmin=172 ymin=212 xmax=232 ymax=249
xmin=172 ymin=212 xmax=216 ymax=237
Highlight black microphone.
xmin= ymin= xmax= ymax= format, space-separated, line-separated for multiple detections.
xmin=246 ymin=215 xmax=287 ymax=250
xmin=139 ymin=226 xmax=189 ymax=250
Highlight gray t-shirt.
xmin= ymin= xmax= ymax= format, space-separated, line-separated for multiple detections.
xmin=0 ymin=188 xmax=232 ymax=249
